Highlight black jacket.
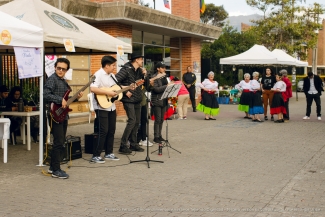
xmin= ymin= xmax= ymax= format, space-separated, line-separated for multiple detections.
xmin=150 ymin=73 xmax=168 ymax=107
xmin=115 ymin=62 xmax=143 ymax=104
xmin=303 ymin=75 xmax=324 ymax=95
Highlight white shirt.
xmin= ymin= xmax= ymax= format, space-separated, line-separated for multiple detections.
xmin=235 ymin=80 xmax=252 ymax=91
xmin=250 ymin=80 xmax=261 ymax=91
xmin=198 ymin=79 xmax=218 ymax=92
xmin=90 ymin=68 xmax=117 ymax=111
xmin=273 ymin=81 xmax=286 ymax=92
xmin=308 ymin=78 xmax=318 ymax=94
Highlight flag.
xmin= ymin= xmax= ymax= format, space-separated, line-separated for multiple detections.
xmin=164 ymin=0 xmax=170 ymax=9
xmin=200 ymin=0 xmax=205 ymax=13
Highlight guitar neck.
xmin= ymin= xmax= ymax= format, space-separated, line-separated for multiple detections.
xmin=66 ymin=79 xmax=93 ymax=106
xmin=115 ymin=86 xmax=132 ymax=95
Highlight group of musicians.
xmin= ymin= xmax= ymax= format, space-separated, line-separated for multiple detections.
xmin=44 ymin=52 xmax=196 ymax=179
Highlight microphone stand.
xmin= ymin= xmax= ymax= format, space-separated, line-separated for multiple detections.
xmin=130 ymin=75 xmax=163 ymax=168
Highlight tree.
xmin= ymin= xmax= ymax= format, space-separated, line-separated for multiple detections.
xmin=246 ymin=0 xmax=324 ymax=60
xmin=134 ymin=0 xmax=149 ymax=7
xmin=200 ymin=4 xmax=228 ymax=27
xmin=202 ymin=25 xmax=258 ymax=85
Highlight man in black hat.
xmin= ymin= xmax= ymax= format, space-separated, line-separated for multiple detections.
xmin=115 ymin=52 xmax=145 ymax=154
xmin=302 ymin=72 xmax=324 ymax=120
xmin=0 ymin=85 xmax=9 ymax=111
xmin=182 ymin=66 xmax=197 ymax=112
xmin=151 ymin=62 xmax=169 ymax=143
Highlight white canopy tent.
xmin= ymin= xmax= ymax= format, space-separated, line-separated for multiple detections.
xmin=271 ymin=49 xmax=308 ymax=67
xmin=0 ymin=10 xmax=43 ymax=164
xmin=220 ymin=44 xmax=298 ymax=66
xmin=0 ymin=0 xmax=133 ymax=166
xmin=0 ymin=0 xmax=132 ymax=54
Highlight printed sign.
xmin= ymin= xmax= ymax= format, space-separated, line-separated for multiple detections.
xmin=45 ymin=55 xmax=57 ymax=77
xmin=1 ymin=30 xmax=11 ymax=45
xmin=63 ymin=39 xmax=75 ymax=52
xmin=117 ymin=45 xmax=128 ymax=72
xmin=14 ymin=47 xmax=42 ymax=79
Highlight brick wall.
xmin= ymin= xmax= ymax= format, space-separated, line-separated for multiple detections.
xmin=180 ymin=37 xmax=201 ymax=74
xmin=172 ymin=0 xmax=200 ymax=22
xmin=307 ymin=20 xmax=325 ymax=70
xmin=89 ymin=22 xmax=132 ymax=116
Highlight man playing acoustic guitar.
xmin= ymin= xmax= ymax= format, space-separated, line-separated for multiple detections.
xmin=90 ymin=56 xmax=135 ymax=163
xmin=44 ymin=58 xmax=83 ymax=179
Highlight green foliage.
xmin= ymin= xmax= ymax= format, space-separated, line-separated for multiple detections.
xmin=246 ymin=0 xmax=324 ymax=60
xmin=22 ymin=86 xmax=39 ymax=104
xmin=201 ymin=25 xmax=258 ymax=86
xmin=200 ymin=4 xmax=228 ymax=27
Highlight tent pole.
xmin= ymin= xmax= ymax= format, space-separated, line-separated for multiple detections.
xmin=36 ymin=47 xmax=45 ymax=166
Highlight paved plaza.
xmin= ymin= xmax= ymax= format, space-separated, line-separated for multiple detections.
xmin=0 ymin=92 xmax=325 ymax=217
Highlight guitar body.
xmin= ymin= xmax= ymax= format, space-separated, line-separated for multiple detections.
xmin=96 ymin=85 xmax=123 ymax=108
xmin=50 ymin=90 xmax=72 ymax=123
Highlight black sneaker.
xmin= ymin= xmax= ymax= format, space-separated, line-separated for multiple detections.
xmin=130 ymin=144 xmax=144 ymax=152
xmin=52 ymin=169 xmax=69 ymax=179
xmin=193 ymin=108 xmax=197 ymax=112
xmin=159 ymin=136 xmax=166 ymax=142
xmin=119 ymin=145 xmax=132 ymax=154
xmin=153 ymin=137 xmax=161 ymax=144
xmin=264 ymin=116 xmax=268 ymax=121
xmin=271 ymin=116 xmax=274 ymax=121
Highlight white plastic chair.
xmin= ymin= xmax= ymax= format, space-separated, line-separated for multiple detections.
xmin=87 ymin=93 xmax=95 ymax=123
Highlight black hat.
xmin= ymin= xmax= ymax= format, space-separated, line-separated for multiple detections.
xmin=0 ymin=85 xmax=9 ymax=93
xmin=129 ymin=52 xmax=144 ymax=60
xmin=155 ymin=61 xmax=166 ymax=69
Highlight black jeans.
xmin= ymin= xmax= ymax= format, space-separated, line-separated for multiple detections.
xmin=93 ymin=109 xmax=116 ymax=157
xmin=50 ymin=118 xmax=68 ymax=172
xmin=153 ymin=106 xmax=166 ymax=139
xmin=306 ymin=93 xmax=321 ymax=117
xmin=283 ymin=98 xmax=290 ymax=120
xmin=121 ymin=102 xmax=141 ymax=147
xmin=186 ymin=86 xmax=196 ymax=109
xmin=138 ymin=105 xmax=148 ymax=141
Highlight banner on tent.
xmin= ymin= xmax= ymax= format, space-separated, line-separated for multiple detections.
xmin=14 ymin=47 xmax=42 ymax=79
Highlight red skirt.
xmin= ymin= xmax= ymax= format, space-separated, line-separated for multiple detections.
xmin=151 ymin=106 xmax=174 ymax=120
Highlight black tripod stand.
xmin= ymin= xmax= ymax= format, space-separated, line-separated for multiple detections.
xmin=151 ymin=115 xmax=181 ymax=157
xmin=130 ymin=80 xmax=163 ymax=168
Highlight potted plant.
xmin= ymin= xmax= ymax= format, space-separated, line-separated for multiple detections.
xmin=22 ymin=86 xmax=39 ymax=106
xmin=217 ymin=90 xmax=230 ymax=104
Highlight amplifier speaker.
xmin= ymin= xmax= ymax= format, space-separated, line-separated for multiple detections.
xmin=63 ymin=136 xmax=82 ymax=161
xmin=84 ymin=133 xmax=99 ymax=154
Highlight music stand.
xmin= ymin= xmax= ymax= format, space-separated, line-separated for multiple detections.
xmin=151 ymin=83 xmax=182 ymax=157
xmin=130 ymin=78 xmax=163 ymax=168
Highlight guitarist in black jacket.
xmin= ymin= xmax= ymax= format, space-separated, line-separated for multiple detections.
xmin=115 ymin=52 xmax=145 ymax=154
xmin=44 ymin=58 xmax=83 ymax=179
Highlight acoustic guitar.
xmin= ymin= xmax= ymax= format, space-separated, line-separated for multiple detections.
xmin=96 ymin=72 xmax=166 ymax=108
xmin=50 ymin=76 xmax=96 ymax=123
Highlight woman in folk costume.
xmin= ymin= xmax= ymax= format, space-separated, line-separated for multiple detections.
xmin=270 ymin=72 xmax=287 ymax=123
xmin=249 ymin=72 xmax=264 ymax=122
xmin=235 ymin=73 xmax=252 ymax=119
xmin=196 ymin=71 xmax=219 ymax=120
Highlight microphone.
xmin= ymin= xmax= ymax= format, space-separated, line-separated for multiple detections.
xmin=119 ymin=65 xmax=132 ymax=69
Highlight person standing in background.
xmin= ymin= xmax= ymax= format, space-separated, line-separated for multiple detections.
xmin=281 ymin=69 xmax=292 ymax=121
xmin=261 ymin=68 xmax=276 ymax=121
xmin=170 ymin=76 xmax=189 ymax=120
xmin=182 ymin=66 xmax=197 ymax=112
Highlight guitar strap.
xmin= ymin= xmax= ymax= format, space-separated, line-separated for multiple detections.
xmin=110 ymin=74 xmax=121 ymax=88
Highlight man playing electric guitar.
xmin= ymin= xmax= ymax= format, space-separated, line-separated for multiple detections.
xmin=44 ymin=58 xmax=83 ymax=179
xmin=90 ymin=56 xmax=135 ymax=163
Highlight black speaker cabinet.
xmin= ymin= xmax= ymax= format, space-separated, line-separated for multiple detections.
xmin=63 ymin=136 xmax=82 ymax=161
xmin=84 ymin=133 xmax=99 ymax=154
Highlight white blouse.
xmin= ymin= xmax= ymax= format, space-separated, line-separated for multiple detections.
xmin=273 ymin=81 xmax=286 ymax=92
xmin=198 ymin=79 xmax=219 ymax=92
xmin=235 ymin=80 xmax=252 ymax=91
xmin=250 ymin=80 xmax=261 ymax=91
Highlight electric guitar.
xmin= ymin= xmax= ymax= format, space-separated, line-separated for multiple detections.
xmin=96 ymin=73 xmax=166 ymax=108
xmin=50 ymin=76 xmax=96 ymax=123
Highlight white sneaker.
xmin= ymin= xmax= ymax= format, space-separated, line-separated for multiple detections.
xmin=139 ymin=140 xmax=153 ymax=147
xmin=318 ymin=117 xmax=322 ymax=121
xmin=178 ymin=117 xmax=183 ymax=120
xmin=303 ymin=116 xmax=310 ymax=120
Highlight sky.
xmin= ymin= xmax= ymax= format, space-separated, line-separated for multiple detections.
xmin=143 ymin=0 xmax=324 ymax=18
